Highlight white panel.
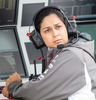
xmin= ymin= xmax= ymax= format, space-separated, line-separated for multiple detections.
xmin=17 ymin=0 xmax=48 ymax=75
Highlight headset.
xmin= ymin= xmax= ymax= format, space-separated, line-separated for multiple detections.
xmin=28 ymin=6 xmax=78 ymax=49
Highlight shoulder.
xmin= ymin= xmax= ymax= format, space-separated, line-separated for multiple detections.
xmin=54 ymin=48 xmax=84 ymax=69
xmin=58 ymin=47 xmax=82 ymax=61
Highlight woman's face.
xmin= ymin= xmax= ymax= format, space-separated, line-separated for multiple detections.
xmin=40 ymin=14 xmax=69 ymax=48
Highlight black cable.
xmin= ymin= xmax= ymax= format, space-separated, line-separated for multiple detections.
xmin=33 ymin=60 xmax=37 ymax=76
xmin=40 ymin=48 xmax=44 ymax=59
xmin=40 ymin=48 xmax=46 ymax=73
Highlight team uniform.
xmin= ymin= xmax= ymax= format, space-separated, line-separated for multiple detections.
xmin=8 ymin=36 xmax=96 ymax=100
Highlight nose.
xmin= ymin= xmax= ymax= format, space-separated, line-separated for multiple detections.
xmin=52 ymin=29 xmax=59 ymax=37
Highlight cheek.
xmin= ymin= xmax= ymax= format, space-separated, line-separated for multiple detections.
xmin=61 ymin=30 xmax=69 ymax=43
xmin=41 ymin=35 xmax=53 ymax=46
xmin=42 ymin=36 xmax=51 ymax=44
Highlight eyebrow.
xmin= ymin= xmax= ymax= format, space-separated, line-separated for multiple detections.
xmin=42 ymin=23 xmax=62 ymax=30
xmin=42 ymin=27 xmax=50 ymax=31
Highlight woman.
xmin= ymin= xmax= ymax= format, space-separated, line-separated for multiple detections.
xmin=2 ymin=6 xmax=96 ymax=100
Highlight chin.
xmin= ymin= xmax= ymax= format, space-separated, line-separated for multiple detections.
xmin=48 ymin=44 xmax=60 ymax=48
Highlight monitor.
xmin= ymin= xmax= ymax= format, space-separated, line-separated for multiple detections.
xmin=0 ymin=0 xmax=19 ymax=25
xmin=25 ymin=42 xmax=47 ymax=64
xmin=0 ymin=27 xmax=28 ymax=79
xmin=48 ymin=0 xmax=96 ymax=20
xmin=21 ymin=3 xmax=45 ymax=26
xmin=77 ymin=21 xmax=96 ymax=58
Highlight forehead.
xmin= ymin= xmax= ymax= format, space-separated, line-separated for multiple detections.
xmin=41 ymin=14 xmax=63 ymax=24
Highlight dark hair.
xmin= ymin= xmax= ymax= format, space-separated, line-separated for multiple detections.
xmin=33 ymin=6 xmax=65 ymax=33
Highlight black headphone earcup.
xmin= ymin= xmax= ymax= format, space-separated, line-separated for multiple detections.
xmin=29 ymin=29 xmax=45 ymax=49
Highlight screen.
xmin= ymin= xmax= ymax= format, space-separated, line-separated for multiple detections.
xmin=77 ymin=22 xmax=96 ymax=57
xmin=0 ymin=27 xmax=27 ymax=79
xmin=21 ymin=3 xmax=45 ymax=26
xmin=0 ymin=0 xmax=18 ymax=25
xmin=49 ymin=0 xmax=96 ymax=20
xmin=25 ymin=42 xmax=47 ymax=64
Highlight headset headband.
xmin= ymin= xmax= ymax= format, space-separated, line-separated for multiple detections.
xmin=33 ymin=6 xmax=66 ymax=28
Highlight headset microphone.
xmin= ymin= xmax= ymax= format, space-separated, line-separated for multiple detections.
xmin=57 ymin=43 xmax=74 ymax=49
xmin=57 ymin=44 xmax=71 ymax=49
xmin=57 ymin=29 xmax=80 ymax=49
xmin=57 ymin=44 xmax=65 ymax=49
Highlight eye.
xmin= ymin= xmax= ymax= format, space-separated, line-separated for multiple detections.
xmin=44 ymin=28 xmax=50 ymax=33
xmin=56 ymin=25 xmax=61 ymax=29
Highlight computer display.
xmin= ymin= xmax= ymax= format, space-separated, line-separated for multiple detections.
xmin=49 ymin=0 xmax=96 ymax=20
xmin=21 ymin=3 xmax=45 ymax=26
xmin=0 ymin=0 xmax=19 ymax=25
xmin=25 ymin=42 xmax=47 ymax=64
xmin=0 ymin=27 xmax=27 ymax=79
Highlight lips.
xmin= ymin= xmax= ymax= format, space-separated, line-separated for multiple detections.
xmin=54 ymin=39 xmax=63 ymax=44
